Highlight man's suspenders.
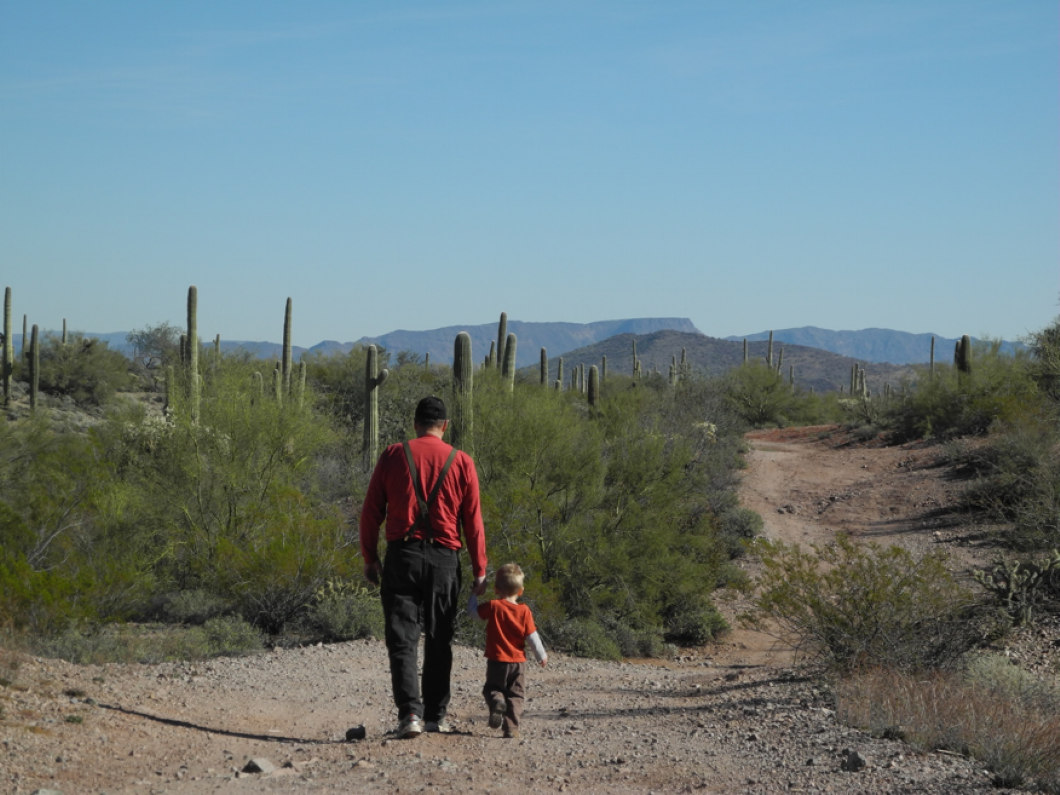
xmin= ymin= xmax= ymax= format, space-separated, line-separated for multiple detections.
xmin=401 ymin=441 xmax=459 ymax=542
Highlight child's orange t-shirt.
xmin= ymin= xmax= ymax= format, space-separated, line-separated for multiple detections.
xmin=476 ymin=599 xmax=537 ymax=663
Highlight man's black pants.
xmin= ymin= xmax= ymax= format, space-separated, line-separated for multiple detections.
xmin=381 ymin=538 xmax=462 ymax=722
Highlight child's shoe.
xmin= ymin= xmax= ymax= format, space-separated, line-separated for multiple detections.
xmin=488 ymin=699 xmax=505 ymax=729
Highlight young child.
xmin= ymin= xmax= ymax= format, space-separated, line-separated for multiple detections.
xmin=467 ymin=562 xmax=547 ymax=739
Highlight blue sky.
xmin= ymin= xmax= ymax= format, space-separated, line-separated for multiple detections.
xmin=1 ymin=1 xmax=1056 ymax=348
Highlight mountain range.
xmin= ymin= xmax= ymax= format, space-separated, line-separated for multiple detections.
xmin=727 ymin=327 xmax=1024 ymax=365
xmin=11 ymin=320 xmax=1021 ymax=392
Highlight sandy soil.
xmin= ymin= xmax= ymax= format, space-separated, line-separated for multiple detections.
xmin=1 ymin=426 xmax=1048 ymax=794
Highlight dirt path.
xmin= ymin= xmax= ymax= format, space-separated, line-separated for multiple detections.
xmin=0 ymin=428 xmax=1018 ymax=794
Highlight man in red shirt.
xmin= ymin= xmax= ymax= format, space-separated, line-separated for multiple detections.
xmin=360 ymin=396 xmax=488 ymax=739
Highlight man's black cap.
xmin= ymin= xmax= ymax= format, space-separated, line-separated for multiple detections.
xmin=415 ymin=396 xmax=447 ymax=424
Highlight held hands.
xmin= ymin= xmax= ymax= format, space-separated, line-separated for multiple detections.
xmin=539 ymin=655 xmax=548 ymax=668
xmin=472 ymin=574 xmax=488 ymax=596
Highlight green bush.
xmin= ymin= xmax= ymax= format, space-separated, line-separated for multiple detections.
xmin=747 ymin=535 xmax=985 ymax=672
xmin=716 ymin=505 xmax=763 ymax=558
xmin=964 ymin=652 xmax=1060 ymax=714
xmin=542 ymin=617 xmax=622 ymax=661
xmin=722 ymin=361 xmax=798 ymax=427
xmin=37 ymin=333 xmax=135 ymax=407
xmin=953 ymin=418 xmax=1060 ymax=551
xmin=149 ymin=589 xmax=232 ymax=625
xmin=33 ymin=618 xmax=263 ymax=664
xmin=302 ymin=580 xmax=384 ymax=642
xmin=662 ymin=596 xmax=727 ymax=646
xmin=885 ymin=341 xmax=1041 ymax=442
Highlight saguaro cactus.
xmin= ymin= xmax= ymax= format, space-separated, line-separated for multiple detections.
xmin=273 ymin=364 xmax=283 ymax=403
xmin=496 ymin=312 xmax=508 ymax=370
xmin=282 ymin=297 xmax=293 ymax=396
xmin=2 ymin=286 xmax=12 ymax=407
xmin=29 ymin=324 xmax=39 ymax=412
xmin=187 ymin=285 xmax=200 ymax=422
xmin=363 ymin=344 xmax=389 ymax=468
xmin=767 ymin=331 xmax=774 ymax=369
xmin=557 ymin=357 xmax=564 ymax=390
xmin=955 ymin=335 xmax=972 ymax=375
xmin=929 ymin=336 xmax=936 ymax=377
xmin=588 ymin=364 xmax=600 ymax=410
xmin=502 ymin=332 xmax=517 ymax=391
xmin=452 ymin=332 xmax=474 ymax=454
xmin=540 ymin=347 xmax=548 ymax=386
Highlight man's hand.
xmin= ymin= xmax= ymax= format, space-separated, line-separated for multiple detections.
xmin=472 ymin=574 xmax=487 ymax=596
xmin=364 ymin=561 xmax=382 ymax=586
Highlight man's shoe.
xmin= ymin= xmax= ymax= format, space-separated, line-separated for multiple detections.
xmin=503 ymin=727 xmax=520 ymax=739
xmin=425 ymin=718 xmax=453 ymax=733
xmin=397 ymin=714 xmax=424 ymax=739
xmin=488 ymin=700 xmax=505 ymax=729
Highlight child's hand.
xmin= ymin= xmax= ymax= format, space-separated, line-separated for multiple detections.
xmin=539 ymin=656 xmax=548 ymax=668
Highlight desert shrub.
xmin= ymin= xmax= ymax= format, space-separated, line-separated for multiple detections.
xmin=885 ymin=341 xmax=1041 ymax=442
xmin=747 ymin=535 xmax=984 ymax=672
xmin=148 ymin=589 xmax=232 ymax=625
xmin=541 ymin=616 xmax=622 ymax=661
xmin=836 ymin=664 xmax=1060 ymax=792
xmin=662 ymin=596 xmax=727 ymax=646
xmin=602 ymin=617 xmax=670 ymax=658
xmin=211 ymin=491 xmax=354 ymax=635
xmin=964 ymin=652 xmax=1060 ymax=713
xmin=954 ymin=417 xmax=1060 ymax=550
xmin=722 ymin=360 xmax=799 ymax=427
xmin=0 ymin=556 xmax=92 ymax=636
xmin=36 ymin=333 xmax=135 ymax=407
xmin=1029 ymin=316 xmax=1060 ymax=401
xmin=715 ymin=505 xmax=763 ymax=558
xmin=195 ymin=615 xmax=264 ymax=658
xmin=302 ymin=580 xmax=384 ymax=642
xmin=33 ymin=618 xmax=263 ymax=664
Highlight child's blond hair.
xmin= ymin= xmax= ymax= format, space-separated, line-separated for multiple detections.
xmin=494 ymin=563 xmax=525 ymax=597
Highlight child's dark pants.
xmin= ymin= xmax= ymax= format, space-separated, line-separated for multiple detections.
xmin=484 ymin=660 xmax=526 ymax=735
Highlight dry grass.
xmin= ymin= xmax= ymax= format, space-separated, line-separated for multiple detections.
xmin=836 ymin=661 xmax=1060 ymax=792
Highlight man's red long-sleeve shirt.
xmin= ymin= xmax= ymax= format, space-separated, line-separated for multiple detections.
xmin=359 ymin=435 xmax=487 ymax=578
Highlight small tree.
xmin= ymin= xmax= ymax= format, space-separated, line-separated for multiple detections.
xmin=127 ymin=322 xmax=183 ymax=389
